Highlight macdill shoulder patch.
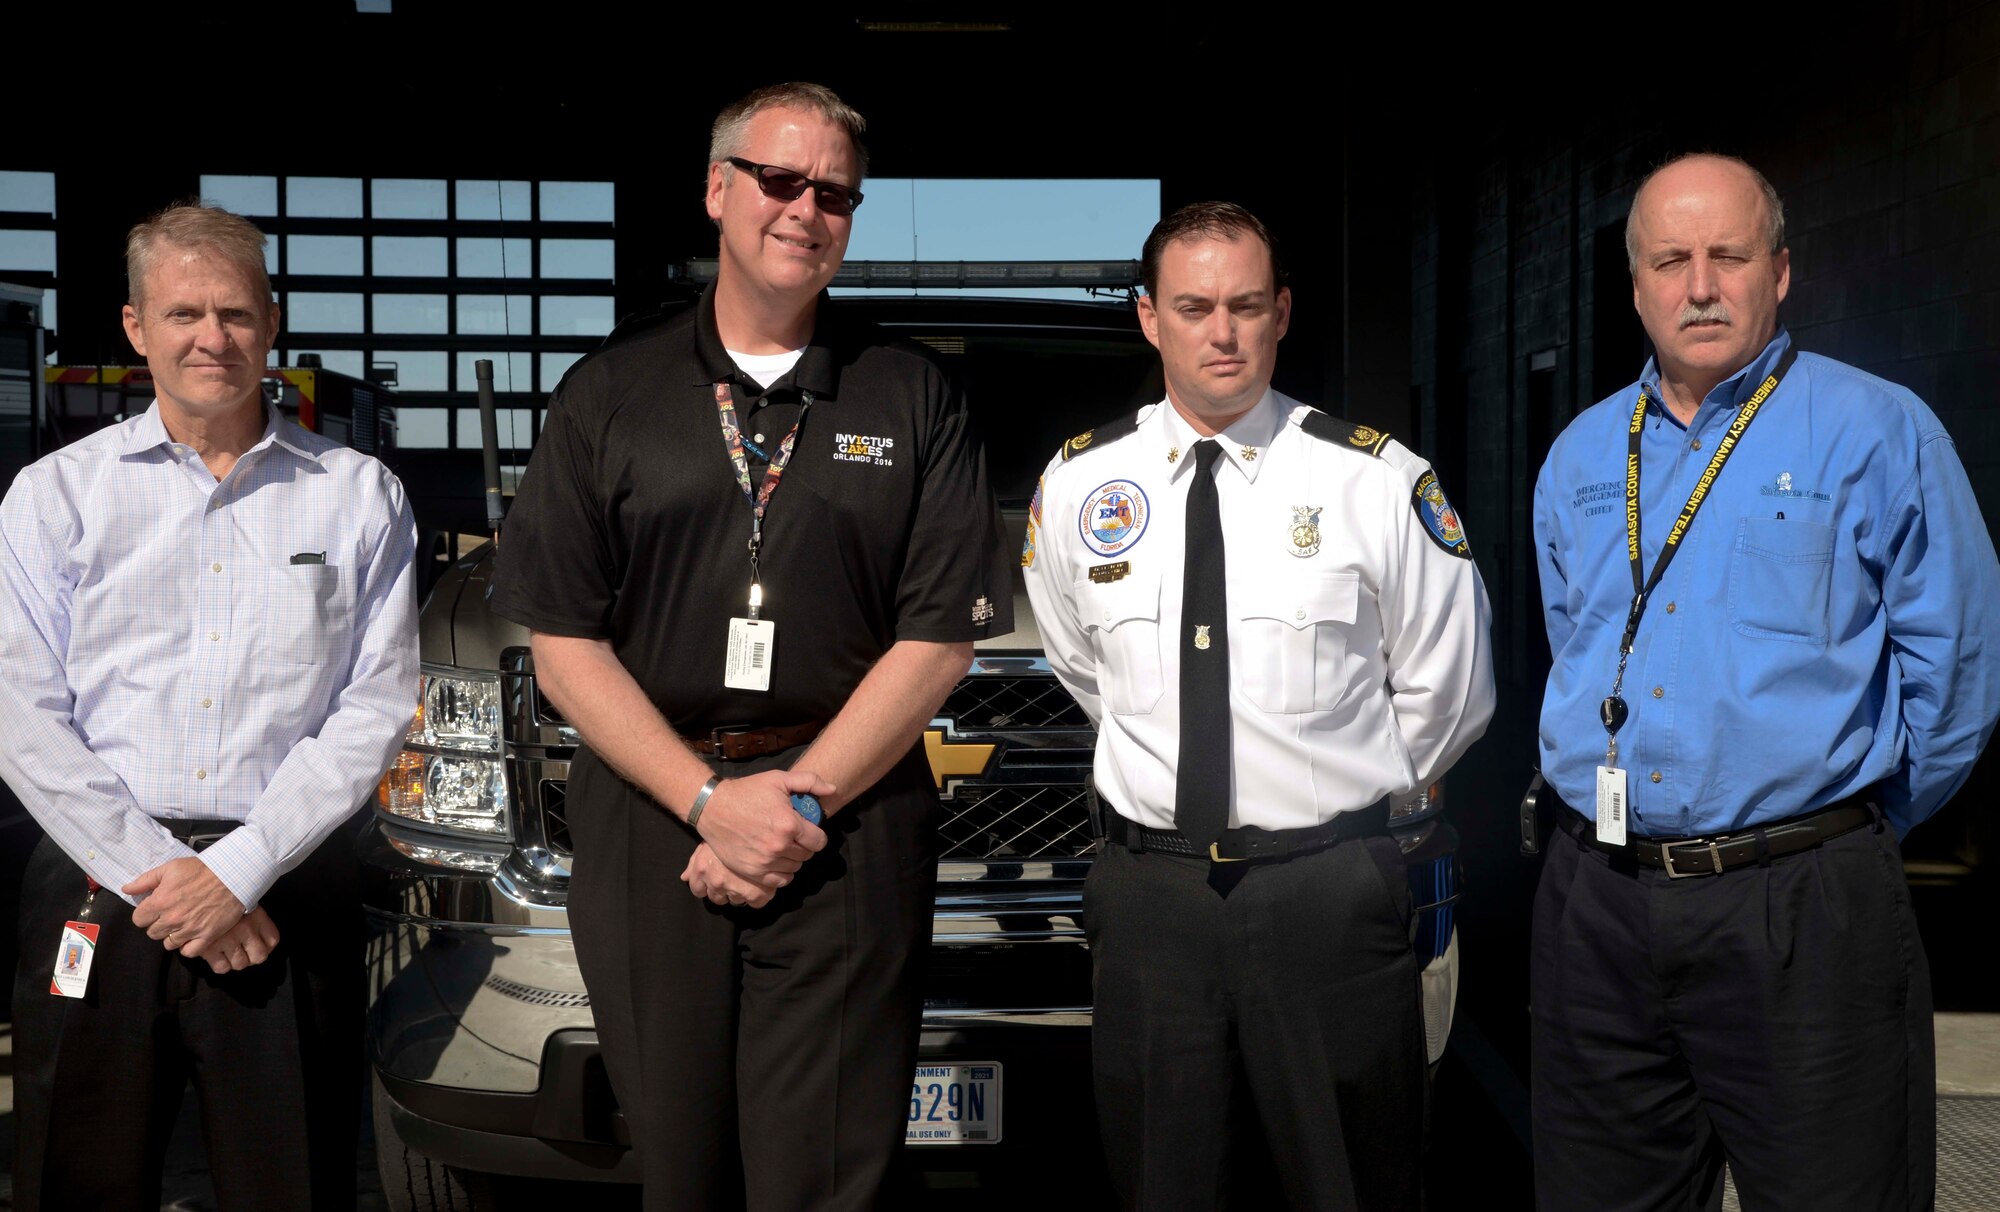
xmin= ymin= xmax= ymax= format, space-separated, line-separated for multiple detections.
xmin=1413 ymin=470 xmax=1470 ymax=558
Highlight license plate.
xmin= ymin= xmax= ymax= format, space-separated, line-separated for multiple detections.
xmin=906 ymin=1061 xmax=1001 ymax=1145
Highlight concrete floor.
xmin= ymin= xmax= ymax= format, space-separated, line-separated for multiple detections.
xmin=1937 ymin=1012 xmax=2000 ymax=1096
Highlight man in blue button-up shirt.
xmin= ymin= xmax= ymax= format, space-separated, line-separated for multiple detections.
xmin=0 ymin=204 xmax=418 ymax=1210
xmin=1530 ymin=154 xmax=1999 ymax=1211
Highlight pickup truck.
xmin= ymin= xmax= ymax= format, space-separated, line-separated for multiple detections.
xmin=359 ymin=283 xmax=1460 ymax=1209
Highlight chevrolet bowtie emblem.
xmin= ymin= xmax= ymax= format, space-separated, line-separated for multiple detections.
xmin=923 ymin=727 xmax=998 ymax=790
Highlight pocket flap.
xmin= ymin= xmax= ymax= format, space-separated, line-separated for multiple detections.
xmin=1076 ymin=574 xmax=1161 ymax=631
xmin=1242 ymin=572 xmax=1359 ymax=631
xmin=1738 ymin=517 xmax=1835 ymax=563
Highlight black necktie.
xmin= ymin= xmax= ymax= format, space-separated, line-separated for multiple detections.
xmin=1175 ymin=439 xmax=1230 ymax=849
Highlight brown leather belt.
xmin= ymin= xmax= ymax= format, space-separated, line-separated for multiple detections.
xmin=1556 ymin=793 xmax=1877 ymax=878
xmin=686 ymin=720 xmax=827 ymax=762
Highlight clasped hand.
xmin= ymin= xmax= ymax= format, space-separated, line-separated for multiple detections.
xmin=679 ymin=768 xmax=834 ymax=908
xmin=125 ymin=857 xmax=282 ymax=974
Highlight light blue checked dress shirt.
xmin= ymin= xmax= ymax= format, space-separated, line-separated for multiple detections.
xmin=1535 ymin=331 xmax=2000 ymax=838
xmin=0 ymin=402 xmax=419 ymax=910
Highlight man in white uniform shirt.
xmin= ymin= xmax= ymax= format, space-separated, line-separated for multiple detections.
xmin=0 ymin=203 xmax=418 ymax=1210
xmin=1024 ymin=202 xmax=1494 ymax=1210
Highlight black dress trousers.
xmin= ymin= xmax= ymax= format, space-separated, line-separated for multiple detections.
xmin=1530 ymin=812 xmax=1934 ymax=1212
xmin=1085 ymin=833 xmax=1426 ymax=1212
xmin=564 ymin=741 xmax=940 ymax=1212
xmin=11 ymin=819 xmax=367 ymax=1212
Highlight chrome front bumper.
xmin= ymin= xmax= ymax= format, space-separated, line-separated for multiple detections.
xmin=361 ymin=816 xmax=1094 ymax=1174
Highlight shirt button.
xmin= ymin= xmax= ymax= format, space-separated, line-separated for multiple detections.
xmin=201 ymin=698 xmax=213 ymax=709
xmin=1690 ymin=438 xmax=1703 ymax=452
xmin=209 ymin=632 xmax=221 ymax=642
xmin=195 ymin=768 xmax=207 ymax=780
xmin=1652 ymin=686 xmax=1664 ymax=698
xmin=1665 ymin=601 xmax=1677 ymax=613
xmin=211 ymin=562 xmax=222 ymax=573
xmin=1295 ymin=610 xmax=1306 ymax=620
xmin=1650 ymin=771 xmax=1663 ymax=783
xmin=87 ymin=849 xmax=97 ymax=860
xmin=1102 ymin=610 xmax=1111 ymax=621
xmin=754 ymin=433 xmax=765 ymax=444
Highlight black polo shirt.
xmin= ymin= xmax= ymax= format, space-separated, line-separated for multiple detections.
xmin=490 ymin=282 xmax=1011 ymax=731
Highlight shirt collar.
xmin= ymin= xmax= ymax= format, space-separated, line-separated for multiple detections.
xmin=1156 ymin=389 xmax=1286 ymax=485
xmin=690 ymin=278 xmax=842 ymax=399
xmin=1638 ymin=328 xmax=1793 ymax=424
xmin=119 ymin=401 xmax=324 ymax=468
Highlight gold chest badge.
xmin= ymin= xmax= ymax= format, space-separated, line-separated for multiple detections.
xmin=1290 ymin=505 xmax=1323 ymax=558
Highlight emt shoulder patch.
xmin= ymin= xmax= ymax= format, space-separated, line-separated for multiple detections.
xmin=1021 ymin=477 xmax=1043 ymax=569
xmin=1413 ymin=469 xmax=1471 ymax=558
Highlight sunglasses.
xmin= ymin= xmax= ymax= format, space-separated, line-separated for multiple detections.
xmin=727 ymin=157 xmax=865 ymax=217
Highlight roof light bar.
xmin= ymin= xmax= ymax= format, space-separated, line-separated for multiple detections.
xmin=672 ymin=259 xmax=1143 ymax=290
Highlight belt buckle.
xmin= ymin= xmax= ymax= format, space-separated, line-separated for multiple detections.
xmin=1662 ymin=839 xmax=1724 ymax=878
xmin=709 ymin=726 xmax=764 ymax=761
xmin=1208 ymin=842 xmax=1247 ymax=864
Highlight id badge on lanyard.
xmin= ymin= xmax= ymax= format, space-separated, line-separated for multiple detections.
xmin=52 ymin=878 xmax=101 ymax=998
xmin=1594 ymin=347 xmax=1794 ymax=842
xmin=715 ymin=381 xmax=812 ymax=692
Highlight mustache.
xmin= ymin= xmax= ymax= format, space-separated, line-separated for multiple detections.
xmin=1679 ymin=301 xmax=1731 ymax=329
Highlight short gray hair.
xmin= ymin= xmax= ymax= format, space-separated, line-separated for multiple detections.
xmin=708 ymin=82 xmax=869 ymax=180
xmin=1625 ymin=153 xmax=1786 ymax=275
xmin=126 ymin=201 xmax=273 ymax=310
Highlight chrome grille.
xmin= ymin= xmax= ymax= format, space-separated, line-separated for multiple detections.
xmin=939 ymin=785 xmax=1094 ymax=860
xmin=541 ymin=778 xmax=572 ymax=857
xmin=942 ymin=677 xmax=1089 ymax=729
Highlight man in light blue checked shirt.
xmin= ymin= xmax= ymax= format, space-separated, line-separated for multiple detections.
xmin=0 ymin=203 xmax=418 ymax=1210
xmin=1530 ymin=154 xmax=2000 ymax=1212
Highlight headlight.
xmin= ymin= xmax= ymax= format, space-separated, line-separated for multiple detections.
xmin=375 ymin=666 xmax=510 ymax=838
xmin=415 ymin=669 xmax=502 ymax=753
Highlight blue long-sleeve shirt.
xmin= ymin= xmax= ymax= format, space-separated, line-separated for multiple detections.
xmin=1534 ymin=331 xmax=2000 ymax=837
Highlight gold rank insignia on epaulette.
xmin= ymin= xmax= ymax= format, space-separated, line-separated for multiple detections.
xmin=1299 ymin=409 xmax=1392 ymax=457
xmin=1058 ymin=410 xmax=1143 ymax=461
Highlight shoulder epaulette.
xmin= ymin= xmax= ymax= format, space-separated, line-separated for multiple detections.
xmin=1058 ymin=409 xmax=1143 ymax=461
xmin=1300 ymin=409 xmax=1392 ymax=457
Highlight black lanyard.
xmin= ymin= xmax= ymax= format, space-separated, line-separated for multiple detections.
xmin=1600 ymin=346 xmax=1797 ymax=751
xmin=714 ymin=381 xmax=812 ymax=619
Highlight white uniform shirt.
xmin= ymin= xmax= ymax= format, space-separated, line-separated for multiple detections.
xmin=1023 ymin=389 xmax=1495 ymax=831
xmin=0 ymin=402 xmax=419 ymax=910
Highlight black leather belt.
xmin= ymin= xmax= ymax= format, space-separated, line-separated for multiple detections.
xmin=1555 ymin=792 xmax=1877 ymax=878
xmin=686 ymin=720 xmax=827 ymax=761
xmin=158 ymin=818 xmax=244 ymax=851
xmin=1100 ymin=800 xmax=1388 ymax=864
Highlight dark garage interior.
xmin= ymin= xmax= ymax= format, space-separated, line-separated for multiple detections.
xmin=2 ymin=2 xmax=1996 ymax=1206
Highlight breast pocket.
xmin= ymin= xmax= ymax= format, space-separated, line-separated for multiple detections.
xmin=1239 ymin=572 xmax=1360 ymax=713
xmin=255 ymin=564 xmax=352 ymax=667
xmin=1728 ymin=518 xmax=1835 ymax=644
xmin=1078 ymin=575 xmax=1164 ymax=715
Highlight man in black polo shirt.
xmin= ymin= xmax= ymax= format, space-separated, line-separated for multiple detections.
xmin=490 ymin=82 xmax=1010 ymax=1211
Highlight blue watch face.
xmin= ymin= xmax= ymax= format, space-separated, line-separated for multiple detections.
xmin=790 ymin=793 xmax=825 ymax=825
